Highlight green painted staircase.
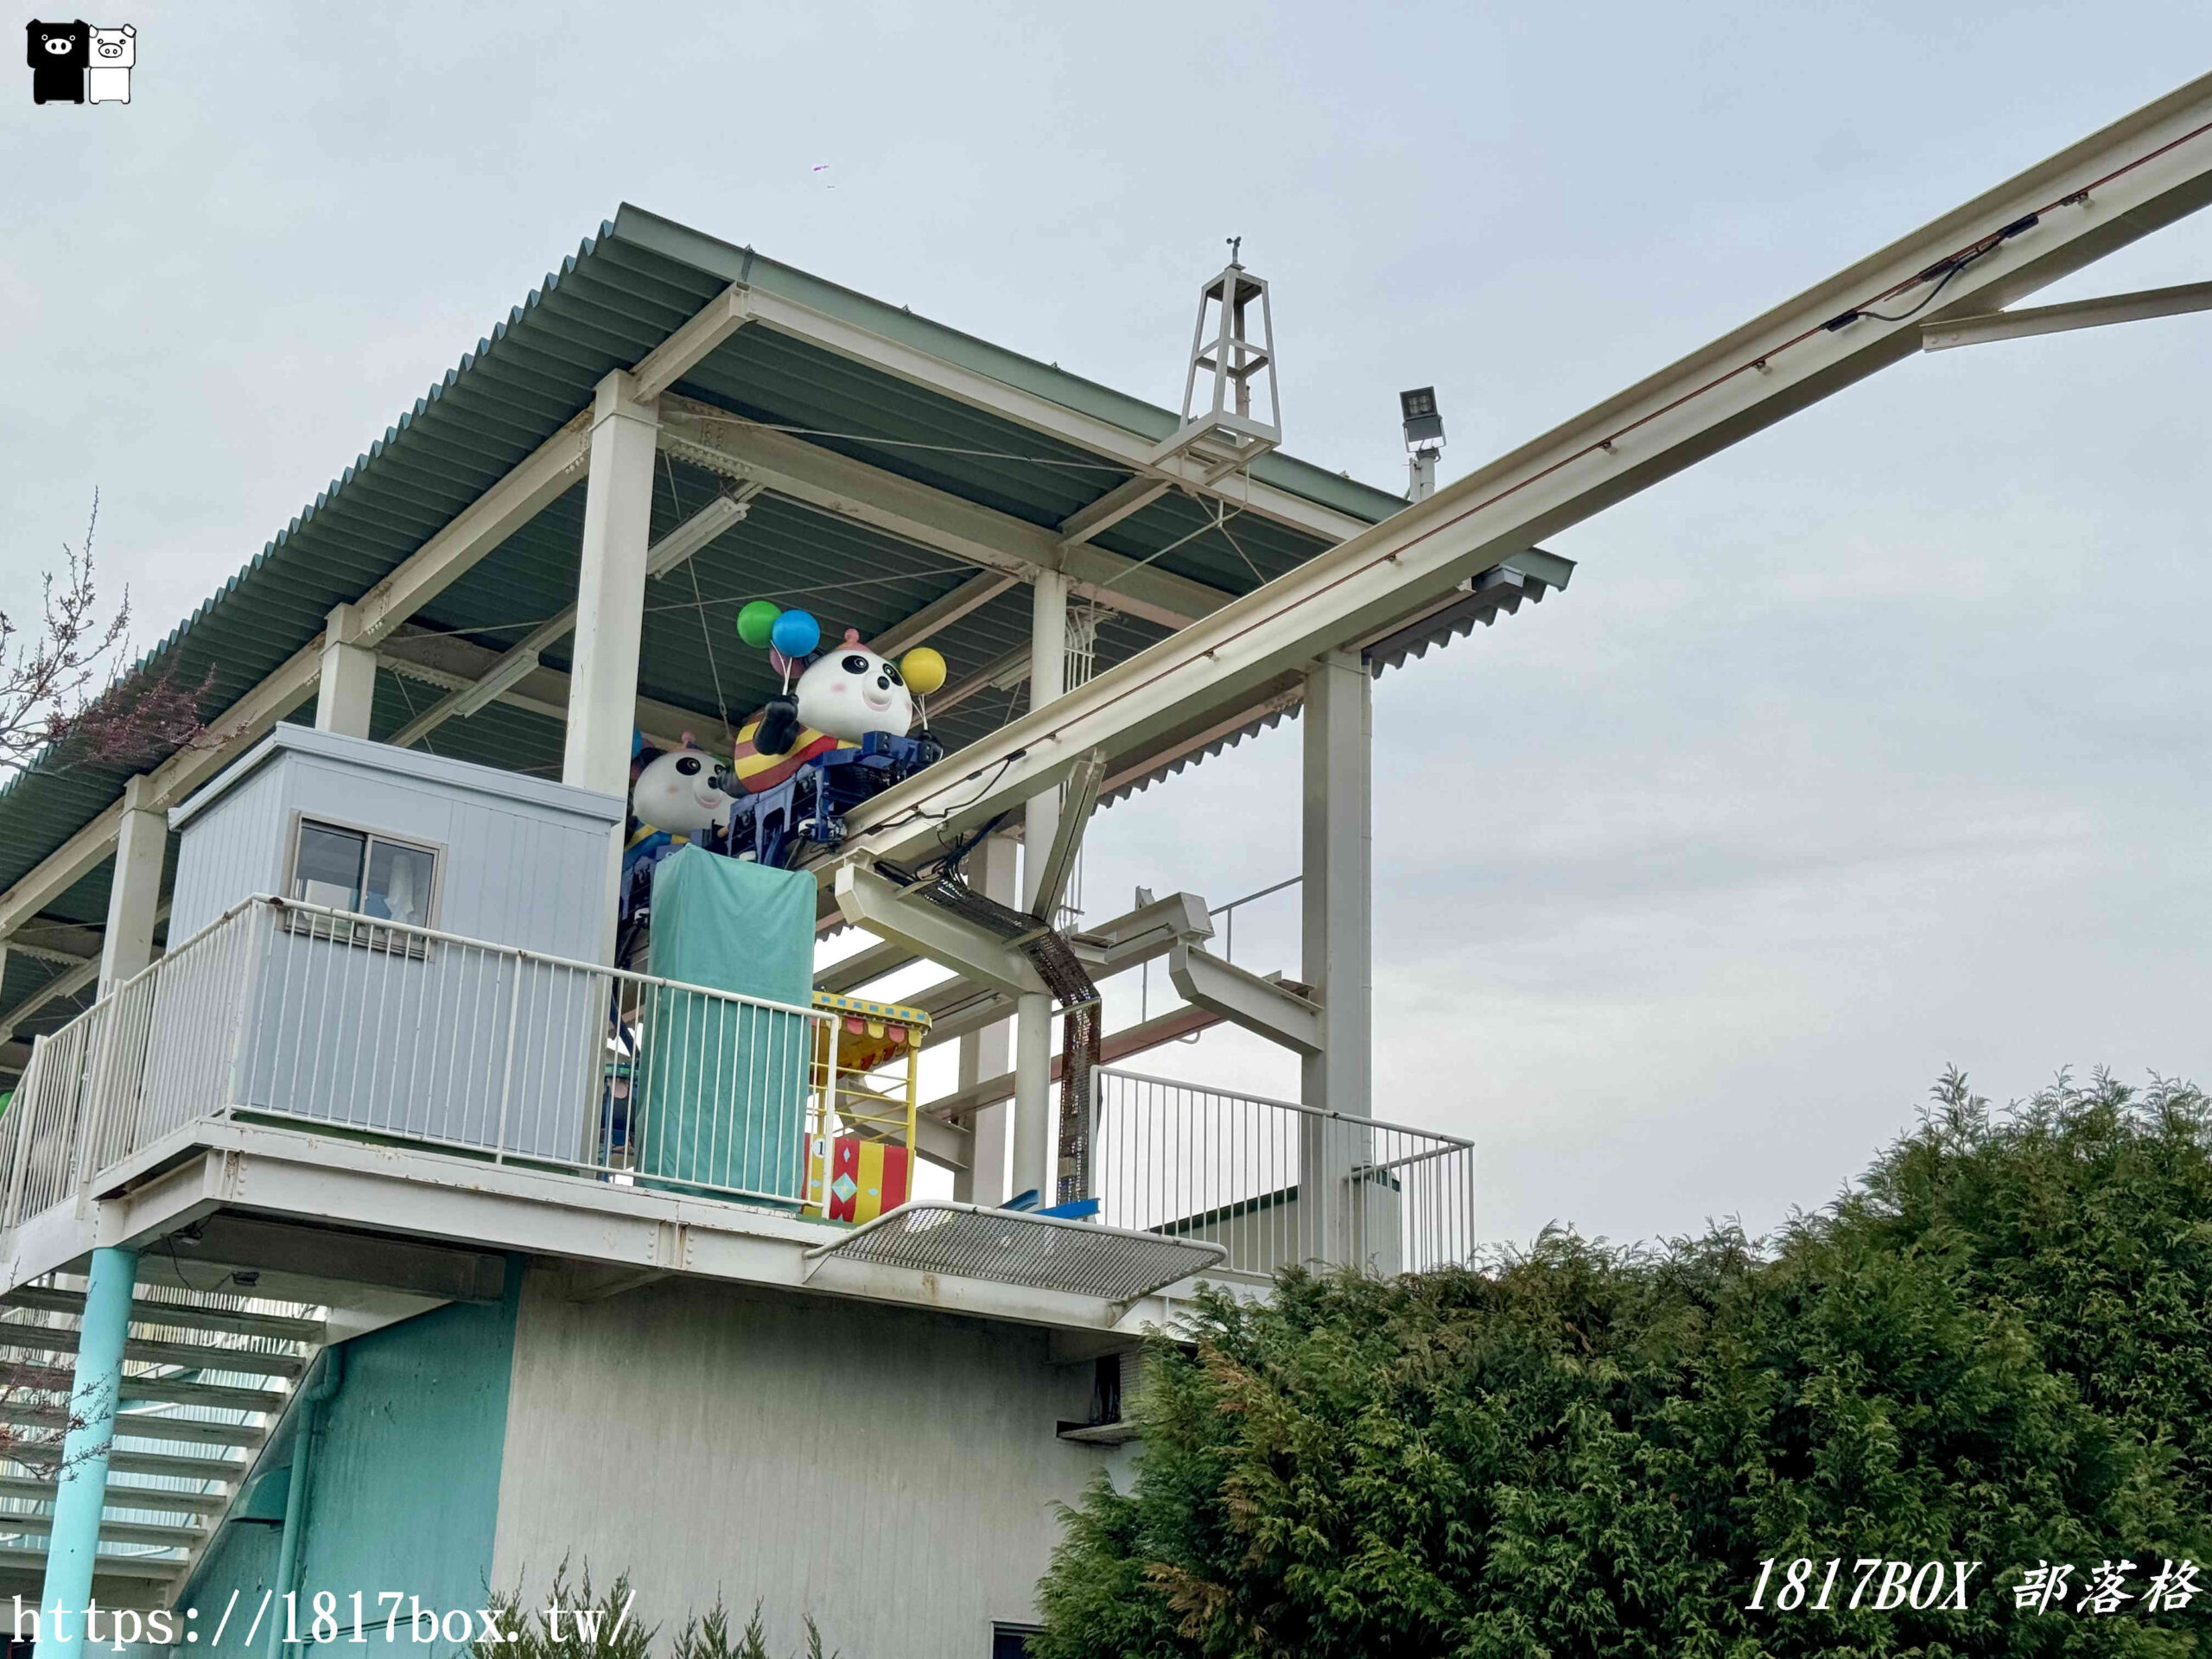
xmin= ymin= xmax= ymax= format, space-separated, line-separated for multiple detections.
xmin=0 ymin=1281 xmax=325 ymax=1609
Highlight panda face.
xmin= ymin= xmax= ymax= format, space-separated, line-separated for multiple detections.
xmin=630 ymin=747 xmax=734 ymax=836
xmin=793 ymin=642 xmax=913 ymax=741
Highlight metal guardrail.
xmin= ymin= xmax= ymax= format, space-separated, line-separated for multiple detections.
xmin=0 ymin=899 xmax=1476 ymax=1288
xmin=1 ymin=896 xmax=840 ymax=1230
xmin=1091 ymin=1068 xmax=1477 ymax=1277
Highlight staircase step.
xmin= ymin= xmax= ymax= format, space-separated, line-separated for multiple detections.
xmin=0 ymin=1323 xmax=305 ymax=1378
xmin=3 ymin=1516 xmax=203 ymax=1549
xmin=0 ymin=1475 xmax=229 ymax=1518
xmin=109 ymin=1448 xmax=247 ymax=1484
xmin=0 ymin=1544 xmax=184 ymax=1580
xmin=0 ymin=1402 xmax=265 ymax=1448
xmin=8 ymin=1363 xmax=287 ymax=1415
xmin=2 ymin=1287 xmax=324 ymax=1345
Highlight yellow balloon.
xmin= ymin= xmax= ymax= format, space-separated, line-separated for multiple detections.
xmin=899 ymin=646 xmax=948 ymax=697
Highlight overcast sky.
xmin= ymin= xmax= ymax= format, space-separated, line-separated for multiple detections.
xmin=6 ymin=3 xmax=2210 ymax=1249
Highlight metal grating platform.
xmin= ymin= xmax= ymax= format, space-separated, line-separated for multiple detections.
xmin=804 ymin=1203 xmax=1225 ymax=1302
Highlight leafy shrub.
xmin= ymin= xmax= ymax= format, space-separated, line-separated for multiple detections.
xmin=1035 ymin=1071 xmax=2212 ymax=1657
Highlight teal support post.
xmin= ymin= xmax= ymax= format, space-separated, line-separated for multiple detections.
xmin=37 ymin=1245 xmax=138 ymax=1659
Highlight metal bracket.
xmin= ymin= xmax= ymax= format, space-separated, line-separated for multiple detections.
xmin=833 ymin=862 xmax=1049 ymax=996
xmin=1028 ymin=747 xmax=1107 ymax=922
xmin=1166 ymin=944 xmax=1325 ymax=1056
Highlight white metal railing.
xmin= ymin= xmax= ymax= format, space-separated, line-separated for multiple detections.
xmin=1092 ymin=1069 xmax=1476 ymax=1278
xmin=1 ymin=896 xmax=841 ymax=1230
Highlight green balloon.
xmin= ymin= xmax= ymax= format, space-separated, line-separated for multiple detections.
xmin=736 ymin=600 xmax=781 ymax=650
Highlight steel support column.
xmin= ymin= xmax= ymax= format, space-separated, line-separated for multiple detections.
xmin=1300 ymin=651 xmax=1373 ymax=1265
xmin=1011 ymin=568 xmax=1068 ymax=1204
xmin=36 ymin=1245 xmax=139 ymax=1659
xmin=98 ymin=778 xmax=164 ymax=995
xmin=563 ymin=371 xmax=660 ymax=957
xmin=951 ymin=833 xmax=1020 ymax=1206
xmin=313 ymin=602 xmax=378 ymax=740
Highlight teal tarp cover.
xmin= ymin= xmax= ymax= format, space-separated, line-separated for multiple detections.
xmin=634 ymin=847 xmax=815 ymax=1200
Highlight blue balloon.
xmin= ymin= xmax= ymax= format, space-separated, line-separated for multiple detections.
xmin=770 ymin=608 xmax=820 ymax=658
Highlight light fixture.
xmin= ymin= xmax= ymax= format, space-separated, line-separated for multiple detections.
xmin=449 ymin=645 xmax=543 ymax=720
xmin=1399 ymin=387 xmax=1446 ymax=501
xmin=644 ymin=488 xmax=755 ymax=581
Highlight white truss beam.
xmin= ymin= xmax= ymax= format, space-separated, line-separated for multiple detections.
xmin=922 ymin=1002 xmax=1230 ymax=1122
xmin=386 ymin=493 xmax=751 ymax=751
xmin=377 ymin=633 xmax=697 ymax=754
xmin=660 ymin=399 xmax=1236 ymax=629
xmin=725 ymin=285 xmax=1371 ymax=547
xmin=0 ymin=958 xmax=99 ymax=1045
xmin=826 ymin=72 xmax=2212 ymax=876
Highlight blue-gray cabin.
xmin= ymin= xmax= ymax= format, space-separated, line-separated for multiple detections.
xmin=160 ymin=726 xmax=626 ymax=1163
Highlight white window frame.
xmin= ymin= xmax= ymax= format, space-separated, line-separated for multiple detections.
xmin=279 ymin=811 xmax=448 ymax=958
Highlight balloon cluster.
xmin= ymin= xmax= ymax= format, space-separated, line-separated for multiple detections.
xmin=734 ymin=601 xmax=948 ymax=701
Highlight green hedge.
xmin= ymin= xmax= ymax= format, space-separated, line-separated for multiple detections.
xmin=1036 ymin=1071 xmax=2212 ymax=1657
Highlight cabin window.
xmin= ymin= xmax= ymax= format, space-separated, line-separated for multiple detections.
xmin=286 ymin=817 xmax=441 ymax=949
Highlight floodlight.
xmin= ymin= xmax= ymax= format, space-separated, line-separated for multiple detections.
xmin=1400 ymin=386 xmax=1446 ymax=454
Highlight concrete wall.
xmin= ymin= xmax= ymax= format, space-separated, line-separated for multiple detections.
xmin=489 ymin=1272 xmax=1128 ymax=1659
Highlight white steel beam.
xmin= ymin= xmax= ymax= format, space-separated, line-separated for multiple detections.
xmin=0 ymin=414 xmax=593 ymax=941
xmin=351 ymin=416 xmax=594 ymax=648
xmin=1921 ymin=277 xmax=2212 ymax=350
xmin=0 ymin=957 xmax=99 ymax=1045
xmin=629 ymin=284 xmax=756 ymax=404
xmin=1026 ymin=747 xmax=1104 ymax=922
xmin=925 ymin=1002 xmax=1231 ymax=1122
xmin=387 ymin=493 xmax=749 ymax=752
xmin=723 ymin=285 xmax=1372 ymax=547
xmin=3 ymin=923 xmax=98 ymax=966
xmin=837 ymin=1081 xmax=974 ymax=1173
xmin=660 ymin=400 xmax=1236 ymax=629
xmin=824 ymin=73 xmax=2212 ymax=878
xmin=892 ymin=887 xmax=1215 ymax=1052
xmin=1166 ymin=944 xmax=1325 ymax=1056
xmin=378 ymin=635 xmax=696 ymax=755
xmin=1012 ymin=569 xmax=1068 ymax=1203
xmin=563 ymin=372 xmax=660 ymax=800
xmin=814 ymin=936 xmax=919 ymax=995
xmin=99 ymin=778 xmax=166 ymax=993
xmin=832 ymin=863 xmax=1049 ymax=997
xmin=869 ymin=571 xmax=1020 ymax=658
xmin=950 ymin=831 xmax=1018 ymax=1206
xmin=314 ymin=602 xmax=377 ymax=739
xmin=1300 ymin=650 xmax=1371 ymax=1113
xmin=1056 ymin=477 xmax=1173 ymax=549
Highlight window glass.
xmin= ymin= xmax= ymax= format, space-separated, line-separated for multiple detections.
xmin=365 ymin=840 xmax=435 ymax=928
xmin=293 ymin=823 xmax=365 ymax=911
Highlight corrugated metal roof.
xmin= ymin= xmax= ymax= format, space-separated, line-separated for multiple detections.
xmin=0 ymin=205 xmax=1482 ymax=946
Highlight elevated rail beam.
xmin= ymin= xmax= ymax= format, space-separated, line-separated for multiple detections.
xmin=824 ymin=72 xmax=2212 ymax=873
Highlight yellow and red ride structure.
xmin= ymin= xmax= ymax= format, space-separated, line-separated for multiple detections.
xmin=804 ymin=991 xmax=931 ymax=1224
